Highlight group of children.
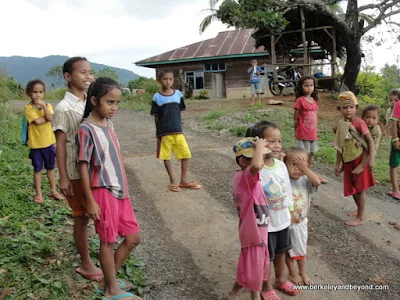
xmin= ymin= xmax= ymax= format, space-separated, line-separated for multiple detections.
xmin=23 ymin=56 xmax=400 ymax=300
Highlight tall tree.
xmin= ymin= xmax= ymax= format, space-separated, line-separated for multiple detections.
xmin=203 ymin=0 xmax=400 ymax=91
xmin=94 ymin=67 xmax=119 ymax=82
xmin=46 ymin=66 xmax=64 ymax=87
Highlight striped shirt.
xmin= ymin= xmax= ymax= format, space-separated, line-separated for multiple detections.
xmin=53 ymin=92 xmax=86 ymax=180
xmin=76 ymin=120 xmax=128 ymax=199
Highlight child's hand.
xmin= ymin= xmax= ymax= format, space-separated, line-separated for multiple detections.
xmin=87 ymin=201 xmax=100 ymax=221
xmin=251 ymin=136 xmax=267 ymax=149
xmin=36 ymin=99 xmax=46 ymax=107
xmin=368 ymin=159 xmax=375 ymax=172
xmin=335 ymin=165 xmax=342 ymax=177
xmin=293 ymin=156 xmax=308 ymax=172
xmin=394 ymin=141 xmax=400 ymax=150
xmin=59 ymin=177 xmax=73 ymax=196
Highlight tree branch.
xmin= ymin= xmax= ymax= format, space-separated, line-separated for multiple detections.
xmin=363 ymin=7 xmax=400 ymax=33
xmin=359 ymin=0 xmax=393 ymax=12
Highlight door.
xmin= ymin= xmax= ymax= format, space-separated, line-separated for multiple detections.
xmin=211 ymin=72 xmax=226 ymax=99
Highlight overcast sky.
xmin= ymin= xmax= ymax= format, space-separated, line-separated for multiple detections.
xmin=0 ymin=0 xmax=398 ymax=78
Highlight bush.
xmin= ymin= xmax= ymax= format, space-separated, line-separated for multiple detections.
xmin=45 ymin=88 xmax=68 ymax=101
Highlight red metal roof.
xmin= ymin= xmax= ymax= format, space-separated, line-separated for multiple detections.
xmin=135 ymin=29 xmax=267 ymax=67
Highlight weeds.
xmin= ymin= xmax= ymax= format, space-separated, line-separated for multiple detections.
xmin=200 ymin=110 xmax=228 ymax=121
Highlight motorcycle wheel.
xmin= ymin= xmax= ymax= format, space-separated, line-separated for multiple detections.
xmin=269 ymin=80 xmax=283 ymax=96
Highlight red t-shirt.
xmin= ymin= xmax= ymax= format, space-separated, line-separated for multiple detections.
xmin=294 ymin=97 xmax=318 ymax=141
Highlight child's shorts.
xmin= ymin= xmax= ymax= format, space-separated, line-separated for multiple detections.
xmin=92 ymin=188 xmax=140 ymax=243
xmin=236 ymin=245 xmax=269 ymax=292
xmin=29 ymin=144 xmax=56 ymax=172
xmin=389 ymin=141 xmax=400 ymax=168
xmin=296 ymin=140 xmax=318 ymax=154
xmin=63 ymin=179 xmax=87 ymax=217
xmin=288 ymin=217 xmax=308 ymax=260
xmin=157 ymin=134 xmax=192 ymax=160
xmin=343 ymin=155 xmax=376 ymax=197
xmin=268 ymin=227 xmax=291 ymax=261
xmin=251 ymin=82 xmax=261 ymax=95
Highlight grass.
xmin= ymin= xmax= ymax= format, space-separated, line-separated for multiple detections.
xmin=196 ymin=104 xmax=392 ymax=184
xmin=0 ymin=105 xmax=149 ymax=299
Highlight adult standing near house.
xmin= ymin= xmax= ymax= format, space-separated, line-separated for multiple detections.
xmin=248 ymin=59 xmax=262 ymax=106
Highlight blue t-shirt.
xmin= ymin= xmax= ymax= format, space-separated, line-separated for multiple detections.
xmin=250 ymin=66 xmax=262 ymax=83
xmin=150 ymin=90 xmax=186 ymax=137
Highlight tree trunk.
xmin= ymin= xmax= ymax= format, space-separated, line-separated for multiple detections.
xmin=341 ymin=36 xmax=362 ymax=93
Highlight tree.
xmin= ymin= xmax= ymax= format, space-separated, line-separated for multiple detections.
xmin=203 ymin=0 xmax=400 ymax=92
xmin=94 ymin=67 xmax=119 ymax=82
xmin=128 ymin=76 xmax=149 ymax=90
xmin=46 ymin=66 xmax=64 ymax=87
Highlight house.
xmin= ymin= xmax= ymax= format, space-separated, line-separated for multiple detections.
xmin=135 ymin=29 xmax=274 ymax=99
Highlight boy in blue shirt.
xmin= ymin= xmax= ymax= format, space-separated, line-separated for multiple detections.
xmin=247 ymin=59 xmax=262 ymax=106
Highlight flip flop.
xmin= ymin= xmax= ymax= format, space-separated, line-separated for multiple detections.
xmin=102 ymin=292 xmax=141 ymax=300
xmin=75 ymin=267 xmax=103 ymax=282
xmin=33 ymin=196 xmax=44 ymax=204
xmin=96 ymin=279 xmax=132 ymax=295
xmin=261 ymin=290 xmax=281 ymax=300
xmin=388 ymin=192 xmax=400 ymax=200
xmin=179 ymin=181 xmax=201 ymax=190
xmin=168 ymin=184 xmax=181 ymax=192
xmin=275 ymin=281 xmax=300 ymax=296
xmin=48 ymin=192 xmax=64 ymax=200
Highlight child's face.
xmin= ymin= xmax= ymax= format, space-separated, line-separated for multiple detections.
xmin=389 ymin=95 xmax=398 ymax=108
xmin=251 ymin=60 xmax=257 ymax=66
xmin=263 ymin=127 xmax=282 ymax=156
xmin=339 ymin=104 xmax=357 ymax=120
xmin=65 ymin=60 xmax=94 ymax=91
xmin=302 ymin=79 xmax=314 ymax=96
xmin=159 ymin=72 xmax=174 ymax=89
xmin=363 ymin=110 xmax=379 ymax=128
xmin=285 ymin=152 xmax=309 ymax=179
xmin=29 ymin=83 xmax=45 ymax=103
xmin=92 ymin=88 xmax=121 ymax=119
xmin=239 ymin=156 xmax=252 ymax=170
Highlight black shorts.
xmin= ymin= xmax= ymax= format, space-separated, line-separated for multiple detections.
xmin=268 ymin=227 xmax=291 ymax=261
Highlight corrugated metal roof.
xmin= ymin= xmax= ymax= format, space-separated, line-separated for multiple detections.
xmin=135 ymin=29 xmax=267 ymax=67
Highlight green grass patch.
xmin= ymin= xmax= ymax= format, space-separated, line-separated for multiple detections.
xmin=200 ymin=110 xmax=229 ymax=121
xmin=0 ymin=105 xmax=149 ymax=299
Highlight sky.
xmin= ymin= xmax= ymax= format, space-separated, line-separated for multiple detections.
xmin=0 ymin=0 xmax=399 ymax=79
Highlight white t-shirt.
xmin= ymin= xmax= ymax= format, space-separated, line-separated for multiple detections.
xmin=260 ymin=159 xmax=293 ymax=232
xmin=290 ymin=176 xmax=318 ymax=222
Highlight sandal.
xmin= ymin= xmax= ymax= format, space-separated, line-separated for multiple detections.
xmin=179 ymin=181 xmax=201 ymax=190
xmin=75 ymin=267 xmax=103 ymax=282
xmin=275 ymin=281 xmax=300 ymax=296
xmin=261 ymin=290 xmax=281 ymax=300
xmin=102 ymin=292 xmax=141 ymax=300
xmin=168 ymin=184 xmax=181 ymax=192
xmin=388 ymin=192 xmax=400 ymax=200
xmin=96 ymin=279 xmax=132 ymax=295
xmin=49 ymin=192 xmax=64 ymax=200
xmin=33 ymin=196 xmax=44 ymax=204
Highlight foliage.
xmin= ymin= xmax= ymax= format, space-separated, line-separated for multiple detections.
xmin=195 ymin=90 xmax=209 ymax=100
xmin=128 ymin=77 xmax=151 ymax=90
xmin=46 ymin=66 xmax=64 ymax=87
xmin=120 ymin=79 xmax=160 ymax=111
xmin=44 ymin=88 xmax=68 ymax=101
xmin=0 ymin=73 xmax=14 ymax=104
xmin=94 ymin=67 xmax=119 ymax=82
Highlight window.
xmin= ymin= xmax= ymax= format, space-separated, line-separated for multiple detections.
xmin=203 ymin=63 xmax=226 ymax=72
xmin=185 ymin=71 xmax=204 ymax=90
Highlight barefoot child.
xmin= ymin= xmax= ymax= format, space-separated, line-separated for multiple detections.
xmin=388 ymin=90 xmax=400 ymax=200
xmin=24 ymin=79 xmax=63 ymax=203
xmin=77 ymin=77 xmax=141 ymax=300
xmin=150 ymin=69 xmax=201 ymax=192
xmin=284 ymin=147 xmax=321 ymax=285
xmin=256 ymin=121 xmax=299 ymax=299
xmin=247 ymin=59 xmax=262 ymax=106
xmin=229 ymin=137 xmax=271 ymax=300
xmin=53 ymin=57 xmax=103 ymax=280
xmin=334 ymin=91 xmax=375 ymax=226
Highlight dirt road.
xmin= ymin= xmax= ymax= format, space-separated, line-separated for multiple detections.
xmin=12 ymin=101 xmax=400 ymax=300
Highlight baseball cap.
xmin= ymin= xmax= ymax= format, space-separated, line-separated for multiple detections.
xmin=233 ymin=137 xmax=271 ymax=158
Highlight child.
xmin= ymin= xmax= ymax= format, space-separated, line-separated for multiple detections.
xmin=229 ymin=137 xmax=271 ymax=300
xmin=150 ymin=69 xmax=201 ymax=192
xmin=284 ymin=147 xmax=321 ymax=286
xmin=24 ymin=79 xmax=63 ymax=203
xmin=255 ymin=121 xmax=299 ymax=299
xmin=334 ymin=91 xmax=375 ymax=226
xmin=362 ymin=106 xmax=382 ymax=155
xmin=53 ymin=57 xmax=102 ymax=281
xmin=388 ymin=90 xmax=400 ymax=200
xmin=386 ymin=90 xmax=399 ymax=129
xmin=247 ymin=59 xmax=262 ymax=106
xmin=77 ymin=77 xmax=141 ymax=300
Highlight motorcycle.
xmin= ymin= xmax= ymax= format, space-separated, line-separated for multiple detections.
xmin=267 ymin=66 xmax=302 ymax=96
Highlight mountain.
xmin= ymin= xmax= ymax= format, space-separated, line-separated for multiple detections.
xmin=0 ymin=55 xmax=140 ymax=87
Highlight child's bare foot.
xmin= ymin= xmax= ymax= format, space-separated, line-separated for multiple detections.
xmin=227 ymin=291 xmax=239 ymax=300
xmin=300 ymin=273 xmax=312 ymax=285
xmin=347 ymin=210 xmax=357 ymax=217
xmin=351 ymin=164 xmax=365 ymax=175
xmin=346 ymin=218 xmax=364 ymax=226
xmin=288 ymin=274 xmax=303 ymax=285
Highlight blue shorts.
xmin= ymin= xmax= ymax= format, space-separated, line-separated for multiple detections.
xmin=29 ymin=145 xmax=56 ymax=172
xmin=251 ymin=82 xmax=261 ymax=95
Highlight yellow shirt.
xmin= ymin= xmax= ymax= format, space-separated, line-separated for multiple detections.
xmin=24 ymin=103 xmax=56 ymax=149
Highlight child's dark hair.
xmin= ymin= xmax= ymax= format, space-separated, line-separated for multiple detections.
xmin=245 ymin=121 xmax=278 ymax=138
xmin=83 ymin=77 xmax=121 ymax=120
xmin=25 ymin=79 xmax=46 ymax=96
xmin=295 ymin=76 xmax=318 ymax=100
xmin=157 ymin=69 xmax=174 ymax=80
xmin=362 ymin=105 xmax=379 ymax=118
xmin=283 ymin=147 xmax=308 ymax=162
xmin=389 ymin=89 xmax=400 ymax=99
xmin=63 ymin=57 xmax=88 ymax=75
